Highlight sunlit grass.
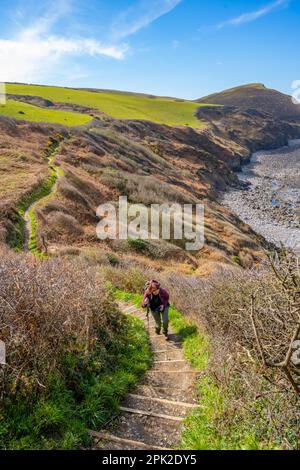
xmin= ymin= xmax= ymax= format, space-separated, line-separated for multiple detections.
xmin=6 ymin=83 xmax=210 ymax=128
xmin=0 ymin=99 xmax=92 ymax=126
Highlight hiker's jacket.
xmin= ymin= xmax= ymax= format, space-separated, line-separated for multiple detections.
xmin=142 ymin=288 xmax=170 ymax=311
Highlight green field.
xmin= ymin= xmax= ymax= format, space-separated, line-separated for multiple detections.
xmin=0 ymin=99 xmax=92 ymax=126
xmin=6 ymin=83 xmax=207 ymax=128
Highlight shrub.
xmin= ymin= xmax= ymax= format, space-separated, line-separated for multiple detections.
xmin=0 ymin=248 xmax=120 ymax=399
xmin=128 ymin=238 xmax=149 ymax=252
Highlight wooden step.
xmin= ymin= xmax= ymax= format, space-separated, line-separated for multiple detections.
xmin=90 ymin=431 xmax=171 ymax=451
xmin=127 ymin=393 xmax=199 ymax=409
xmin=154 ymin=359 xmax=186 ymax=364
xmin=119 ymin=406 xmax=184 ymax=422
xmin=137 ymin=384 xmax=197 ymax=401
xmin=153 ymin=348 xmax=184 ymax=357
xmin=147 ymin=369 xmax=197 ymax=374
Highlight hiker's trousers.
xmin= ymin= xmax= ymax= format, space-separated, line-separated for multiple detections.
xmin=151 ymin=305 xmax=169 ymax=334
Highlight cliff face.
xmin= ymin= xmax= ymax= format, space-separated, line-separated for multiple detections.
xmin=196 ymin=105 xmax=300 ymax=167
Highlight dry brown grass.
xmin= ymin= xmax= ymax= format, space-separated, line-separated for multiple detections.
xmin=0 ymin=248 xmax=121 ymax=399
xmin=38 ymin=123 xmax=261 ymax=268
xmin=1 ymin=115 xmax=267 ymax=266
xmin=0 ymin=119 xmax=49 ymax=240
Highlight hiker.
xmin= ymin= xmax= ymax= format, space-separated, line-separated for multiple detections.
xmin=142 ymin=280 xmax=170 ymax=339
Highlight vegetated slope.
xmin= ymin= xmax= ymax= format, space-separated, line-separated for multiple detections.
xmin=197 ymin=83 xmax=300 ymax=122
xmin=1 ymin=84 xmax=300 ymax=450
xmin=2 ymin=118 xmax=261 ymax=271
xmin=1 ymin=91 xmax=299 ymax=274
xmin=0 ymin=99 xmax=92 ymax=126
xmin=6 ymin=83 xmax=207 ymax=128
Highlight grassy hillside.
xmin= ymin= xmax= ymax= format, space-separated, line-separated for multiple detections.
xmin=196 ymin=83 xmax=300 ymax=121
xmin=6 ymin=83 xmax=207 ymax=128
xmin=0 ymin=99 xmax=91 ymax=126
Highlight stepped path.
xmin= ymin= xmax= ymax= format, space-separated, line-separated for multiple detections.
xmin=91 ymin=301 xmax=200 ymax=450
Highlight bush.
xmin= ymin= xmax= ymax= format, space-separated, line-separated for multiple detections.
xmin=0 ymin=248 xmax=152 ymax=449
xmin=0 ymin=248 xmax=120 ymax=399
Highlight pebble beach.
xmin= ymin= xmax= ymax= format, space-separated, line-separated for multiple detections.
xmin=222 ymin=140 xmax=300 ymax=252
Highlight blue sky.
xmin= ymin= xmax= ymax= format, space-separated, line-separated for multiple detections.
xmin=0 ymin=0 xmax=299 ymax=99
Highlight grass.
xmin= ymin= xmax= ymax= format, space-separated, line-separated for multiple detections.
xmin=113 ymin=289 xmax=278 ymax=450
xmin=16 ymin=171 xmax=57 ymax=219
xmin=6 ymin=83 xmax=209 ymax=128
xmin=0 ymin=314 xmax=152 ymax=450
xmin=0 ymin=99 xmax=92 ymax=126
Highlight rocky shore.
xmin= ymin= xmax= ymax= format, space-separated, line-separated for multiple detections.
xmin=221 ymin=140 xmax=300 ymax=252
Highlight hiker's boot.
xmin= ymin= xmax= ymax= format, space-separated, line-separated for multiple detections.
xmin=155 ymin=327 xmax=161 ymax=335
xmin=163 ymin=330 xmax=169 ymax=341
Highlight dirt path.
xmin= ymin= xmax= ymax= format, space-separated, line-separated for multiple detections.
xmin=91 ymin=301 xmax=200 ymax=450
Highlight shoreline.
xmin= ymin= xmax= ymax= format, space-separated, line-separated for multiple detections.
xmin=221 ymin=140 xmax=300 ymax=252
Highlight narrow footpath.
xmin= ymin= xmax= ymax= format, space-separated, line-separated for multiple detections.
xmin=23 ymin=137 xmax=65 ymax=252
xmin=91 ymin=301 xmax=200 ymax=450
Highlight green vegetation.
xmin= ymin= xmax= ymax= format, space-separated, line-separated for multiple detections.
xmin=127 ymin=238 xmax=149 ymax=252
xmin=6 ymin=83 xmax=208 ymax=128
xmin=27 ymin=206 xmax=39 ymax=256
xmin=7 ymin=213 xmax=26 ymax=252
xmin=16 ymin=171 xmax=57 ymax=219
xmin=0 ymin=314 xmax=152 ymax=450
xmin=0 ymin=99 xmax=91 ymax=126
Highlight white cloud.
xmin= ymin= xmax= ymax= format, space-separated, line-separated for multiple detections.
xmin=0 ymin=2 xmax=128 ymax=83
xmin=111 ymin=0 xmax=182 ymax=40
xmin=217 ymin=0 xmax=289 ymax=29
xmin=0 ymin=36 xmax=128 ymax=82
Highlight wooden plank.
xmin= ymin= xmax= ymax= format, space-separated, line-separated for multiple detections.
xmin=147 ymin=369 xmax=197 ymax=374
xmin=90 ymin=431 xmax=171 ymax=451
xmin=119 ymin=406 xmax=184 ymax=422
xmin=150 ymin=338 xmax=182 ymax=345
xmin=154 ymin=359 xmax=185 ymax=364
xmin=128 ymin=393 xmax=199 ymax=409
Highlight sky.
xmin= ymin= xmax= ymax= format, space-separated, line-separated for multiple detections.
xmin=0 ymin=0 xmax=299 ymax=99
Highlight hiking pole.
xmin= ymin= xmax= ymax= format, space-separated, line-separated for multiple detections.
xmin=146 ymin=306 xmax=150 ymax=332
